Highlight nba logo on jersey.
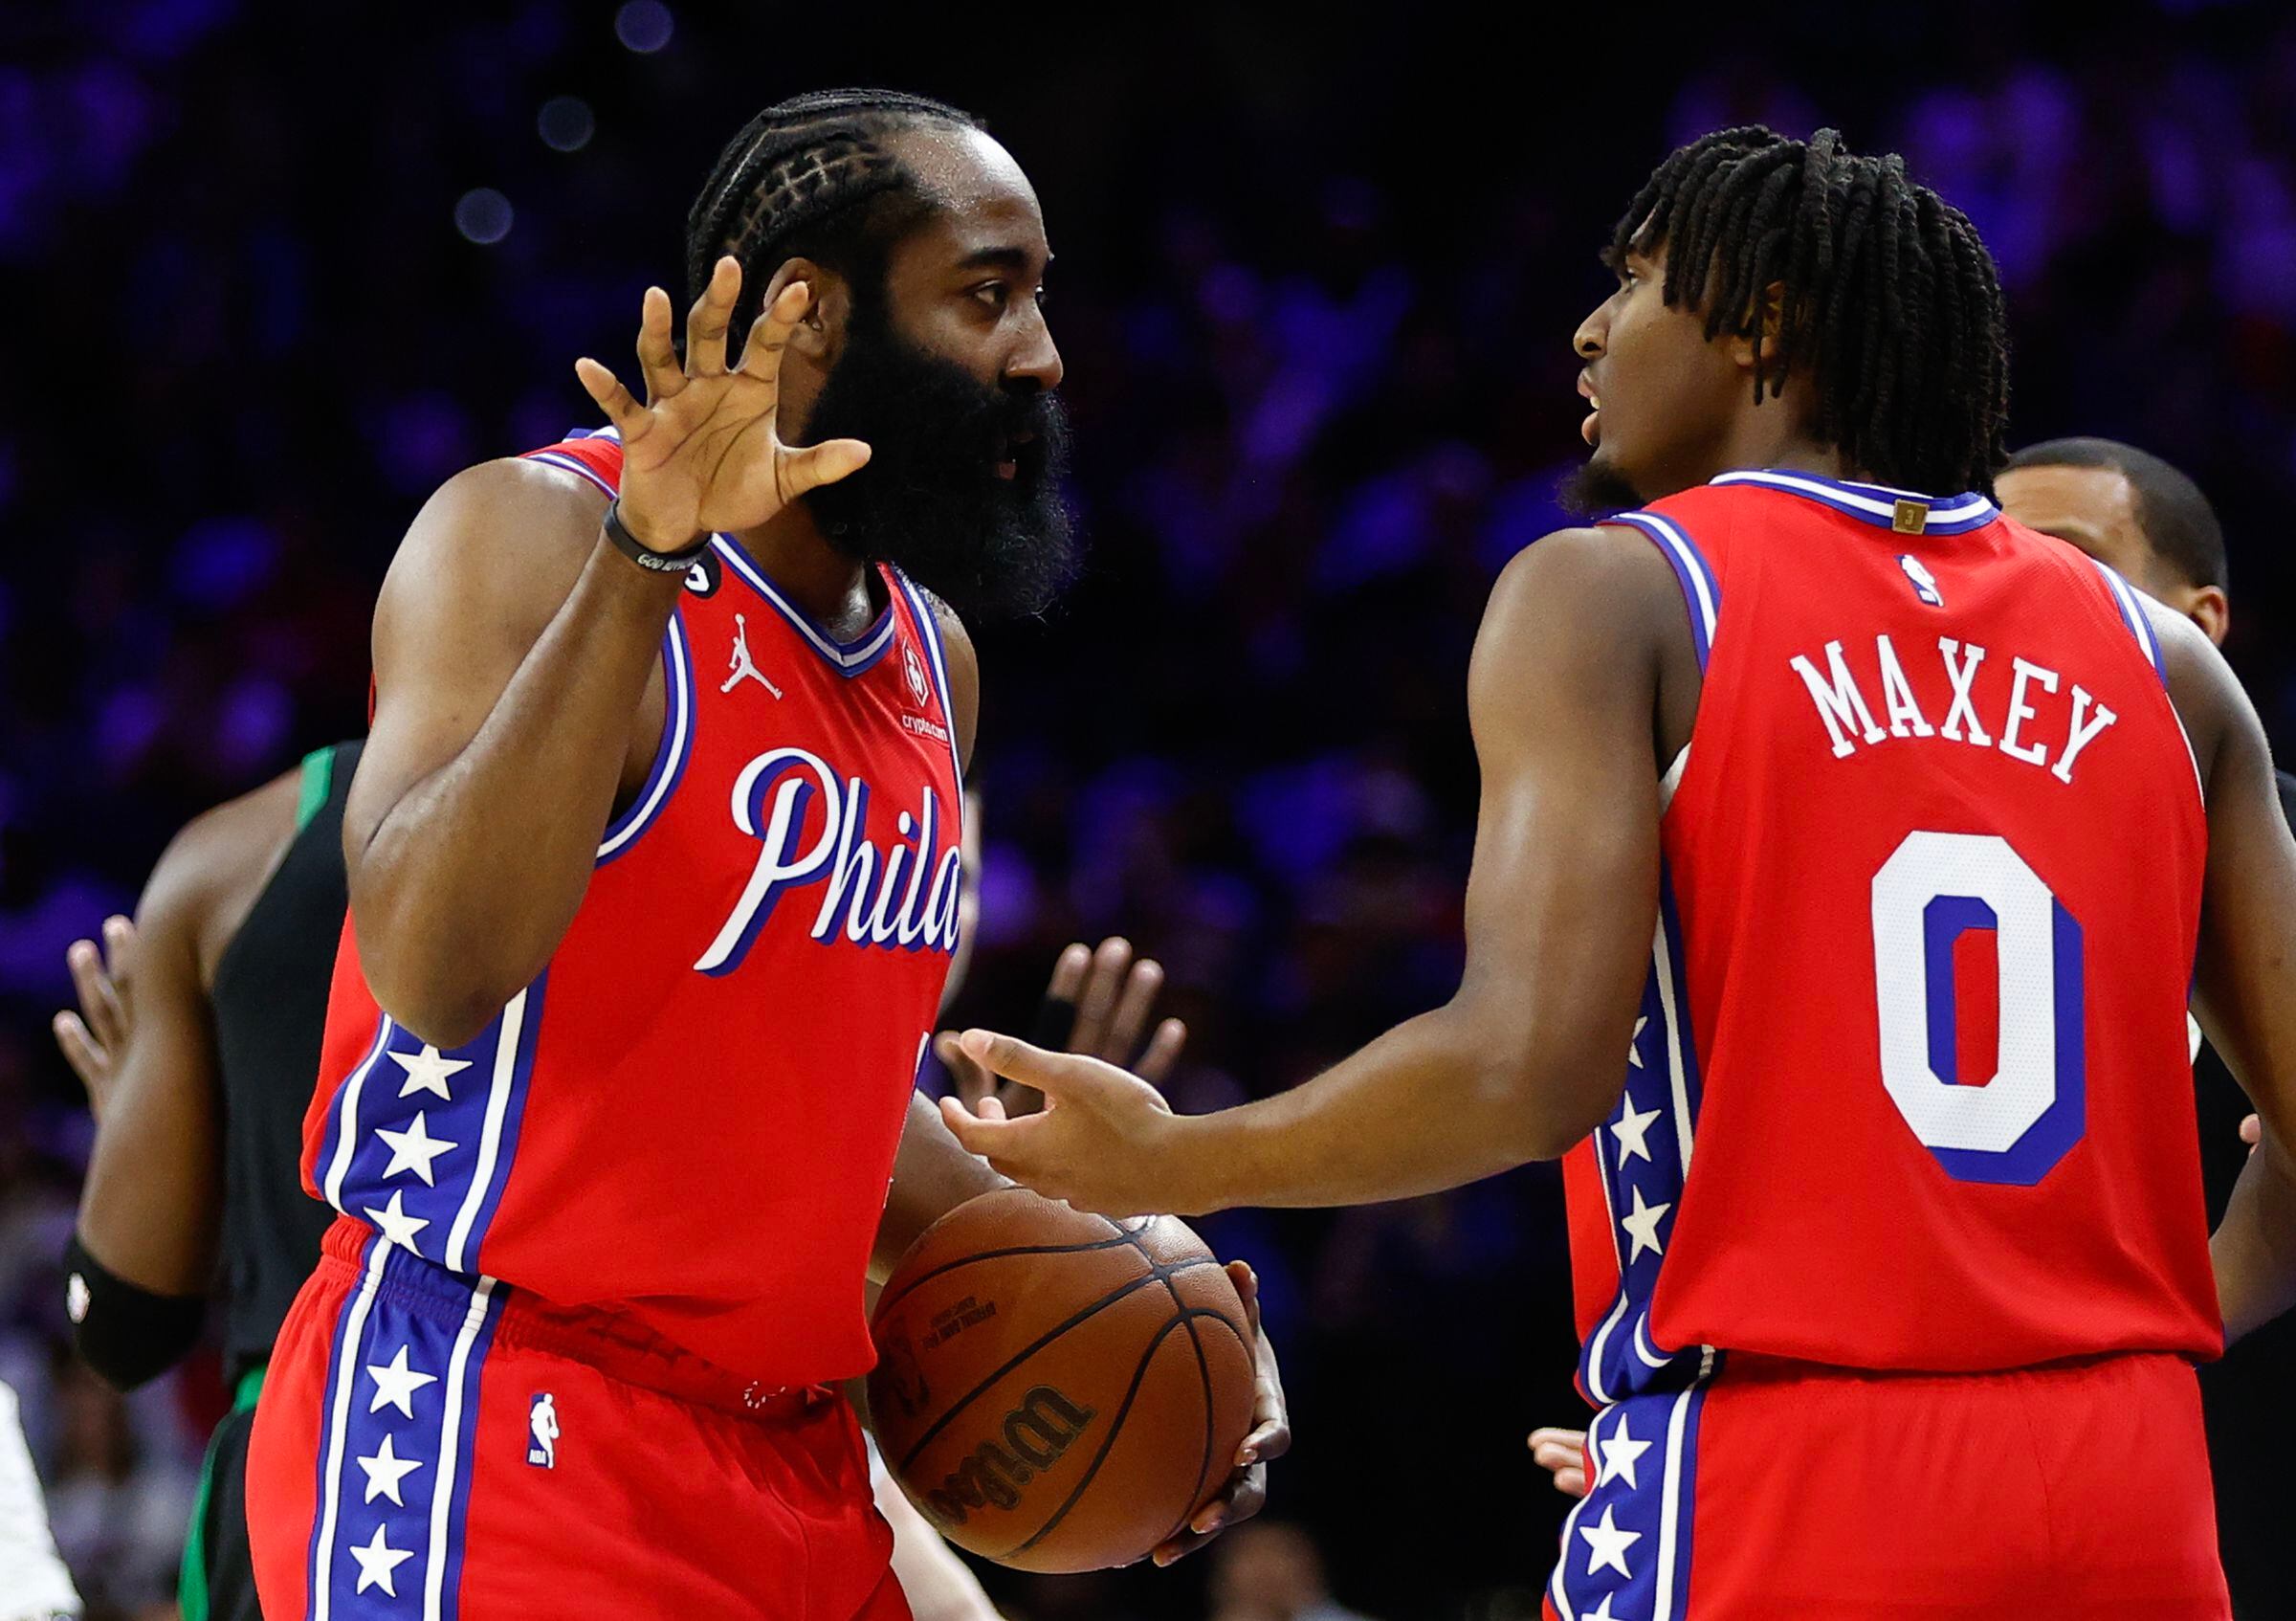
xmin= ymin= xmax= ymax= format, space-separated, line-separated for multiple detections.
xmin=1898 ymin=554 xmax=1944 ymax=607
xmin=527 ymin=1392 xmax=558 ymax=1468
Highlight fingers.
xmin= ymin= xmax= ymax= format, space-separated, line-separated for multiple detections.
xmin=1136 ymin=1017 xmax=1187 ymax=1085
xmin=686 ymin=256 xmax=740 ymax=380
xmin=937 ymin=1093 xmax=1017 ymax=1156
xmin=1528 ymin=1428 xmax=1591 ymax=1497
xmin=52 ymin=1011 xmax=108 ymax=1093
xmin=737 ymin=278 xmax=814 ymax=384
xmin=102 ymin=915 xmax=136 ymax=1011
xmin=1069 ymin=938 xmax=1133 ymax=1057
xmin=1102 ymin=954 xmax=1166 ymax=1065
xmin=67 ymin=933 xmax=125 ymax=1055
xmin=2241 ymin=1113 xmax=2262 ymax=1147
xmin=574 ymin=358 xmax=649 ymax=441
xmin=954 ymin=1029 xmax=1078 ymax=1096
xmin=635 ymin=284 xmax=684 ymax=404
xmin=934 ymin=1031 xmax=998 ymax=1108
xmin=1152 ymin=1466 xmax=1267 ymax=1566
xmin=775 ymin=437 xmax=872 ymax=500
xmin=1045 ymin=942 xmax=1091 ymax=1004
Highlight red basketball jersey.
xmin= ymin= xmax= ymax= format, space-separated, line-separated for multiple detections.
xmin=302 ymin=428 xmax=964 ymax=1389
xmin=1561 ymin=469 xmax=2220 ymax=1402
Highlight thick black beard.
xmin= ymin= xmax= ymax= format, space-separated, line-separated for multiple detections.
xmin=1559 ymin=456 xmax=1645 ymax=517
xmin=800 ymin=312 xmax=1079 ymax=621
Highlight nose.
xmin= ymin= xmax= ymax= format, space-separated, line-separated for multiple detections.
xmin=1005 ymin=301 xmax=1064 ymax=393
xmin=1574 ymin=299 xmax=1608 ymax=360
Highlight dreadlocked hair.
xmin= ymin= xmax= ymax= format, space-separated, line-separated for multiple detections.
xmin=686 ymin=89 xmax=982 ymax=345
xmin=1610 ymin=125 xmax=2011 ymax=496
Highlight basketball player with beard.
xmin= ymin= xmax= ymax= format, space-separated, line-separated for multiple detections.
xmin=243 ymin=90 xmax=1281 ymax=1619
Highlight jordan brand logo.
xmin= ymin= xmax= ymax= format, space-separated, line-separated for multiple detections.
xmin=722 ymin=614 xmax=784 ymax=699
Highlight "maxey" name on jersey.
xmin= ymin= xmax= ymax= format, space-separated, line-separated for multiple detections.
xmin=694 ymin=746 xmax=963 ymax=976
xmin=1788 ymin=634 xmax=2121 ymax=785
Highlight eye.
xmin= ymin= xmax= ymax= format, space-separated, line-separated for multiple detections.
xmin=971 ymin=281 xmax=1012 ymax=311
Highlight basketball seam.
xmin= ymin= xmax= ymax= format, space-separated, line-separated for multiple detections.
xmin=872 ymin=1227 xmax=1147 ymax=1321
xmin=891 ymin=1254 xmax=1222 ymax=1476
xmin=1135 ymin=1229 xmax=1220 ymax=1550
xmin=1003 ymin=1309 xmax=1234 ymax=1563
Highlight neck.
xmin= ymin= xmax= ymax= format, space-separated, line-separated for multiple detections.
xmin=1708 ymin=415 xmax=1852 ymax=486
xmin=729 ymin=502 xmax=881 ymax=636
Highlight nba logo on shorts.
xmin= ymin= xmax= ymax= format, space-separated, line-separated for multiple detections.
xmin=527 ymin=1392 xmax=559 ymax=1469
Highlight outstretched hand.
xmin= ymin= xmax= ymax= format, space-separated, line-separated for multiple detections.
xmin=937 ymin=937 xmax=1187 ymax=1118
xmin=574 ymin=258 xmax=871 ymax=552
xmin=936 ymin=1030 xmax=1192 ymax=1217
xmin=54 ymin=916 xmax=135 ymax=1123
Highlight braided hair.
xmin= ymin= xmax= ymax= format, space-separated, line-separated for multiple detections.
xmin=686 ymin=89 xmax=982 ymax=344
xmin=1610 ymin=126 xmax=2011 ymax=495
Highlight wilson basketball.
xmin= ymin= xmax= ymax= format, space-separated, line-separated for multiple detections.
xmin=866 ymin=1188 xmax=1257 ymax=1572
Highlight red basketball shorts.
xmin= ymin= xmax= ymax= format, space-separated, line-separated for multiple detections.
xmin=1542 ymin=1351 xmax=2227 ymax=1620
xmin=248 ymin=1219 xmax=909 ymax=1620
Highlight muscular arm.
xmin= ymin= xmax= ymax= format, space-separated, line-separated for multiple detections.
xmin=2165 ymin=603 xmax=2296 ymax=1343
xmin=345 ymin=460 xmax=682 ymax=1047
xmin=1145 ymin=529 xmax=1668 ymax=1211
xmin=76 ymin=771 xmax=300 ymax=1295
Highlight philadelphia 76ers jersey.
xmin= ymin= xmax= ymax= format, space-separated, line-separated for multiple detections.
xmin=1560 ymin=469 xmax=2221 ymax=1404
xmin=301 ymin=427 xmax=964 ymax=1389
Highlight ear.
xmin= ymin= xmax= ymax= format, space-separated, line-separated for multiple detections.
xmin=2187 ymin=585 xmax=2230 ymax=647
xmin=761 ymin=255 xmax=850 ymax=366
xmin=1727 ymin=281 xmax=1789 ymax=371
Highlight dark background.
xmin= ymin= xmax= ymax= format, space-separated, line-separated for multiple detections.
xmin=3 ymin=2 xmax=2294 ymax=1616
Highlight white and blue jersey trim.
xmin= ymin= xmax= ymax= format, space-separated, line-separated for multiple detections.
xmin=2086 ymin=556 xmax=2169 ymax=686
xmin=1547 ymin=1384 xmax=1710 ymax=1621
xmin=1578 ymin=868 xmax=1712 ymax=1408
xmin=317 ymin=979 xmax=547 ymax=1279
xmin=597 ymin=617 xmax=695 ymax=864
xmin=713 ymin=537 xmax=898 ymax=677
xmin=302 ymin=1232 xmax=505 ymax=1619
xmin=891 ymin=567 xmax=966 ymax=796
xmin=1605 ymin=512 xmax=1721 ymax=673
xmin=1710 ymin=468 xmax=2001 ymax=535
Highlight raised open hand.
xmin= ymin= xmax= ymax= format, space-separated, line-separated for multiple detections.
xmin=937 ymin=937 xmax=1189 ymax=1118
xmin=54 ymin=915 xmax=135 ymax=1123
xmin=573 ymin=258 xmax=871 ymax=552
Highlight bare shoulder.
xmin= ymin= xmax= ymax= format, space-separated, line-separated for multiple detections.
xmin=1480 ymin=523 xmax=1684 ymax=663
xmin=377 ymin=456 xmax=613 ymax=656
xmin=143 ymin=764 xmax=304 ymax=989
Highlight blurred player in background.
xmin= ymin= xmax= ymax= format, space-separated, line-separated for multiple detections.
xmin=242 ymin=89 xmax=1275 ymax=1620
xmin=945 ymin=127 xmax=2296 ymax=1616
xmin=0 ymin=1379 xmax=80 ymax=1620
xmin=52 ymin=743 xmax=357 ymax=1621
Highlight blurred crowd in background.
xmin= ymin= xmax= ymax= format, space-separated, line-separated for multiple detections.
xmin=6 ymin=2 xmax=2296 ymax=1616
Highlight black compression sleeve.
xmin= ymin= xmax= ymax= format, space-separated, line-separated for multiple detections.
xmin=62 ymin=1232 xmax=206 ymax=1390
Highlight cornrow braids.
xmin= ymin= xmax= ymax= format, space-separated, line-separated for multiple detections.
xmin=1609 ymin=125 xmax=2011 ymax=496
xmin=685 ymin=89 xmax=983 ymax=345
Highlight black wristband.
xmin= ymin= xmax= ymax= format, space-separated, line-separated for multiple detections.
xmin=602 ymin=500 xmax=712 ymax=574
xmin=62 ymin=1231 xmax=207 ymax=1391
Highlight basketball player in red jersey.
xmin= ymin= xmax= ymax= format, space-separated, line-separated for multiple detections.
xmin=245 ymin=91 xmax=1281 ymax=1619
xmin=944 ymin=127 xmax=2296 ymax=1616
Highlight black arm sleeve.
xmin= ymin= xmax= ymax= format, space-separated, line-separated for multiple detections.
xmin=62 ymin=1231 xmax=206 ymax=1391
